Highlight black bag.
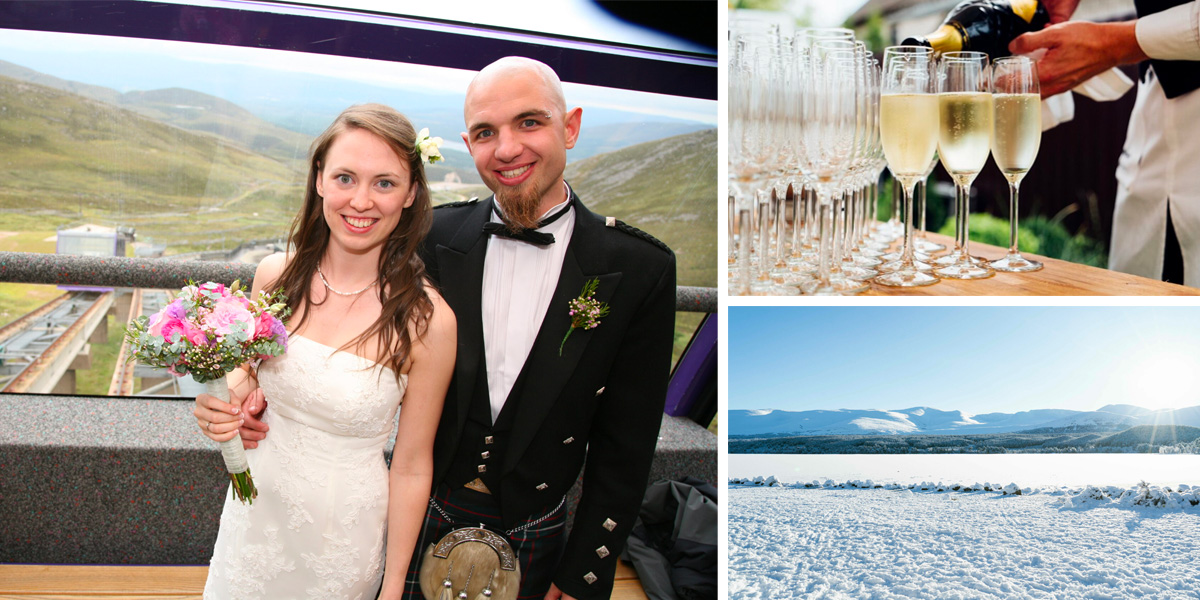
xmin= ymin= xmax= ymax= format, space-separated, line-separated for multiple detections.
xmin=624 ymin=477 xmax=717 ymax=600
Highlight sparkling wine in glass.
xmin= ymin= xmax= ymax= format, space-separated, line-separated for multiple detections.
xmin=875 ymin=46 xmax=940 ymax=288
xmin=933 ymin=51 xmax=995 ymax=280
xmin=990 ymin=55 xmax=1043 ymax=272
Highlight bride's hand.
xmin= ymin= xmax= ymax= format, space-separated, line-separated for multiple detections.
xmin=193 ymin=391 xmax=243 ymax=443
xmin=238 ymin=387 xmax=269 ymax=449
xmin=193 ymin=365 xmax=268 ymax=447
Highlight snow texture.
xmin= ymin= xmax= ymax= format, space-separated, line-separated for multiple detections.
xmin=729 ymin=480 xmax=1200 ymax=599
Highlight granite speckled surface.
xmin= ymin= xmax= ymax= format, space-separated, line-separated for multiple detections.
xmin=0 ymin=395 xmax=715 ymax=565
xmin=0 ymin=252 xmax=715 ymax=313
xmin=0 ymin=251 xmax=256 ymax=290
xmin=676 ymin=285 xmax=716 ymax=313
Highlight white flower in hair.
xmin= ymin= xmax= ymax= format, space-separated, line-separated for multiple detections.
xmin=416 ymin=127 xmax=443 ymax=165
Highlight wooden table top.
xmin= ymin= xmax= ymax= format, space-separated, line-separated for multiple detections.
xmin=859 ymin=232 xmax=1199 ymax=296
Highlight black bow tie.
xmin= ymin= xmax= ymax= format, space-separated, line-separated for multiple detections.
xmin=482 ymin=203 xmax=571 ymax=246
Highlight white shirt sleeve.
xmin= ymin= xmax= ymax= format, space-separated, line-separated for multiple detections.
xmin=1136 ymin=1 xmax=1200 ymax=61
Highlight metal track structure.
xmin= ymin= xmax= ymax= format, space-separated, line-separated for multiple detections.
xmin=107 ymin=289 xmax=143 ymax=396
xmin=0 ymin=291 xmax=113 ymax=394
xmin=108 ymin=289 xmax=193 ymax=397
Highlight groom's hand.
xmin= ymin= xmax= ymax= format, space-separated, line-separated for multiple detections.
xmin=238 ymin=387 xmax=269 ymax=449
xmin=543 ymin=583 xmax=578 ymax=600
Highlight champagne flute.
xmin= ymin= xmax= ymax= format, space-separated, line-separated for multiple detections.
xmin=875 ymin=46 xmax=940 ymax=288
xmin=798 ymin=45 xmax=867 ymax=295
xmin=915 ymin=151 xmax=946 ymax=253
xmin=933 ymin=51 xmax=994 ymax=280
xmin=990 ymin=55 xmax=1044 ymax=272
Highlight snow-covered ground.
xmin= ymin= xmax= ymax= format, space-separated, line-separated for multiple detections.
xmin=728 ymin=454 xmax=1200 ymax=488
xmin=729 ymin=482 xmax=1200 ymax=599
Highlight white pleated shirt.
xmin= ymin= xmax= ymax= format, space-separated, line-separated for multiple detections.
xmin=481 ymin=184 xmax=575 ymax=422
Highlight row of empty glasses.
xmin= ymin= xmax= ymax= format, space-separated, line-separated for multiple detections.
xmin=729 ymin=23 xmax=1044 ymax=295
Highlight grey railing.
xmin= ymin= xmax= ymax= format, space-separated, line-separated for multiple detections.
xmin=0 ymin=252 xmax=716 ymax=313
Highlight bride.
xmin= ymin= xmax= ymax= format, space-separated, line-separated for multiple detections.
xmin=193 ymin=104 xmax=455 ymax=599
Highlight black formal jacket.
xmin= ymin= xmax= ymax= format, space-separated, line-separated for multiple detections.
xmin=421 ymin=189 xmax=677 ymax=600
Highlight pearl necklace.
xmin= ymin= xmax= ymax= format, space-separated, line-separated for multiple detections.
xmin=316 ymin=264 xmax=377 ymax=296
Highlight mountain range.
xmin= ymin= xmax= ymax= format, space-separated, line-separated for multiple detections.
xmin=0 ymin=59 xmax=708 ymax=167
xmin=730 ymin=405 xmax=1200 ymax=437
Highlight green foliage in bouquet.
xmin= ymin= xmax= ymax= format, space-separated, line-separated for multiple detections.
xmin=124 ymin=280 xmax=291 ymax=383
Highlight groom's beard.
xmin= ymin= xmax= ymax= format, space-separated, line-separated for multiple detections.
xmin=495 ymin=186 xmax=543 ymax=232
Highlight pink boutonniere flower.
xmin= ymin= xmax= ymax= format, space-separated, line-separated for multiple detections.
xmin=560 ymin=278 xmax=611 ymax=356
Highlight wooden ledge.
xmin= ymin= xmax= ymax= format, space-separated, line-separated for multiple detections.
xmin=0 ymin=563 xmax=648 ymax=599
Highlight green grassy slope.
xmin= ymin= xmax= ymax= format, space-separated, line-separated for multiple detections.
xmin=565 ymin=128 xmax=717 ymax=288
xmin=0 ymin=75 xmax=306 ymax=253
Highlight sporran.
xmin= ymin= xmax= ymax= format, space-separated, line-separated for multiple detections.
xmin=418 ymin=527 xmax=520 ymax=600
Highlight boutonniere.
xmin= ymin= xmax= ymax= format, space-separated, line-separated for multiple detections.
xmin=416 ymin=127 xmax=443 ymax=165
xmin=560 ymin=278 xmax=611 ymax=356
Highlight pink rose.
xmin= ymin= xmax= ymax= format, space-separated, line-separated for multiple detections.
xmin=203 ymin=298 xmax=253 ymax=337
xmin=199 ymin=282 xmax=226 ymax=296
xmin=146 ymin=310 xmax=166 ymax=337
xmin=159 ymin=318 xmax=187 ymax=343
xmin=253 ymin=313 xmax=273 ymax=339
xmin=185 ymin=321 xmax=210 ymax=346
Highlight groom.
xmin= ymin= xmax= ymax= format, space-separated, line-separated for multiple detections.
xmin=406 ymin=57 xmax=676 ymax=600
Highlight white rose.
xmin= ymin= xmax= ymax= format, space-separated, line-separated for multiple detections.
xmin=417 ymin=130 xmax=443 ymax=164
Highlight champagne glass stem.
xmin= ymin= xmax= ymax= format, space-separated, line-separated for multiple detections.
xmin=728 ymin=194 xmax=737 ymax=264
xmin=756 ymin=192 xmax=771 ymax=282
xmin=738 ymin=208 xmax=752 ymax=294
xmin=918 ymin=179 xmax=928 ymax=239
xmin=901 ymin=180 xmax=917 ymax=264
xmin=1007 ymin=180 xmax=1020 ymax=255
xmin=806 ymin=187 xmax=818 ymax=250
xmin=775 ymin=190 xmax=787 ymax=266
xmin=791 ymin=186 xmax=803 ymax=258
xmin=871 ymin=180 xmax=880 ymax=229
xmin=817 ymin=197 xmax=833 ymax=287
xmin=832 ymin=193 xmax=844 ymax=269
xmin=959 ymin=183 xmax=972 ymax=257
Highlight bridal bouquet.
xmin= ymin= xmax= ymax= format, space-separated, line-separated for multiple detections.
xmin=124 ymin=281 xmax=290 ymax=504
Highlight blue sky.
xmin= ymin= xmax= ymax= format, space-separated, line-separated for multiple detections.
xmin=0 ymin=28 xmax=715 ymax=149
xmin=729 ymin=307 xmax=1200 ymax=414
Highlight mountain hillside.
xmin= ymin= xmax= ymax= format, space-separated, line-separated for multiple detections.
xmin=0 ymin=59 xmax=120 ymax=103
xmin=566 ymin=128 xmax=716 ymax=287
xmin=115 ymin=87 xmax=313 ymax=166
xmin=0 ymin=74 xmax=304 ymax=250
xmin=731 ymin=405 xmax=1200 ymax=437
xmin=1092 ymin=425 xmax=1200 ymax=448
xmin=570 ymin=122 xmax=712 ymax=162
xmin=0 ymin=60 xmax=311 ymax=166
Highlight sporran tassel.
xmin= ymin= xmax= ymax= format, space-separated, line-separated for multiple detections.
xmin=474 ymin=569 xmax=496 ymax=600
xmin=439 ymin=562 xmax=455 ymax=600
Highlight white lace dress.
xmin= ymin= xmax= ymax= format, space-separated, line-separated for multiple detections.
xmin=204 ymin=335 xmax=406 ymax=600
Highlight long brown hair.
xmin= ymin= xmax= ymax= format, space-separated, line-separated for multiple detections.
xmin=274 ymin=104 xmax=434 ymax=378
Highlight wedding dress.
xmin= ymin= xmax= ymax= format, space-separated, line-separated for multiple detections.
xmin=204 ymin=334 xmax=406 ymax=599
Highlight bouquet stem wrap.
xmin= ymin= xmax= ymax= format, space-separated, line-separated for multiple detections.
xmin=205 ymin=377 xmax=257 ymax=504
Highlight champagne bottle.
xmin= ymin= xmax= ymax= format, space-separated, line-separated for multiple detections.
xmin=903 ymin=0 xmax=1050 ymax=58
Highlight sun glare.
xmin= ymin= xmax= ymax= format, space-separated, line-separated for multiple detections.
xmin=1126 ymin=345 xmax=1198 ymax=411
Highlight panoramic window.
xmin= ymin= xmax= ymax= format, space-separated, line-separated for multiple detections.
xmin=0 ymin=2 xmax=715 ymax=396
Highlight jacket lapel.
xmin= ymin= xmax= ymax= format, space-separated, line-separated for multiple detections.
xmin=435 ymin=199 xmax=492 ymax=436
xmin=503 ymin=195 xmax=622 ymax=473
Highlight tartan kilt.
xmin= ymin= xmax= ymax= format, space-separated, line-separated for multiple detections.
xmin=401 ymin=485 xmax=567 ymax=600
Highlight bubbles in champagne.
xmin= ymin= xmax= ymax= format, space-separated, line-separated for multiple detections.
xmin=938 ymin=92 xmax=993 ymax=183
xmin=881 ymin=93 xmax=939 ymax=179
xmin=992 ymin=93 xmax=1042 ymax=182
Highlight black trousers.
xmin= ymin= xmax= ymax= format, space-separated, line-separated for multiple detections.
xmin=402 ymin=484 xmax=567 ymax=600
xmin=1164 ymin=205 xmax=1185 ymax=284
